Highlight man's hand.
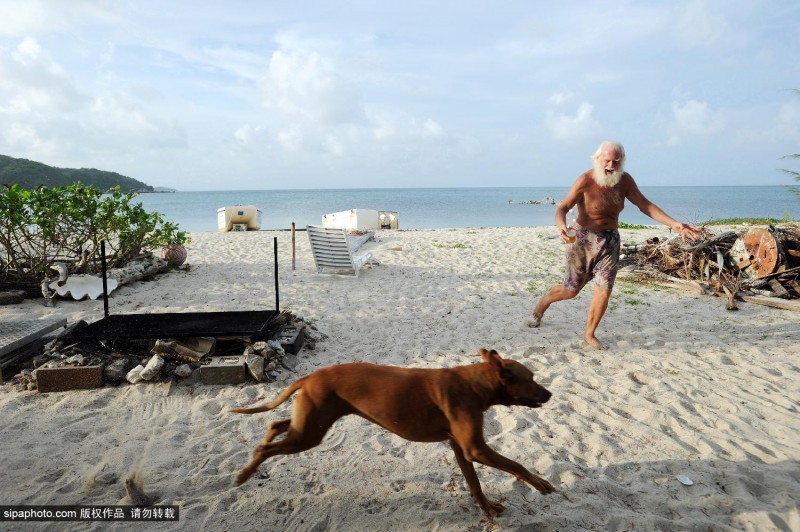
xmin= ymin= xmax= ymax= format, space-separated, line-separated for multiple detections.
xmin=675 ymin=223 xmax=703 ymax=242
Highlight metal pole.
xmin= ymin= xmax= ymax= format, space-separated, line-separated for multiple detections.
xmin=100 ymin=240 xmax=109 ymax=318
xmin=274 ymin=236 xmax=280 ymax=312
xmin=291 ymin=222 xmax=296 ymax=271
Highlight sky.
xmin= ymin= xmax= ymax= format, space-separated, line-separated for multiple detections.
xmin=0 ymin=0 xmax=799 ymax=191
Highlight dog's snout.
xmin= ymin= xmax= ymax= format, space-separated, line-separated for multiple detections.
xmin=541 ymin=388 xmax=552 ymax=403
xmin=536 ymin=386 xmax=552 ymax=403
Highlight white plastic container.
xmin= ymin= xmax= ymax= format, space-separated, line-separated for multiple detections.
xmin=378 ymin=211 xmax=399 ymax=229
xmin=217 ymin=205 xmax=262 ymax=232
xmin=321 ymin=209 xmax=380 ymax=230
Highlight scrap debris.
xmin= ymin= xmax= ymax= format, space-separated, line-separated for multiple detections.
xmin=618 ymin=223 xmax=800 ymax=311
xmin=4 ymin=311 xmax=328 ymax=392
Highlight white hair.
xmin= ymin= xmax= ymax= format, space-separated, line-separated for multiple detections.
xmin=592 ymin=141 xmax=626 ymax=162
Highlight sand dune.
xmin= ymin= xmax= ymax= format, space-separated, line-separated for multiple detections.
xmin=1 ymin=227 xmax=798 ymax=531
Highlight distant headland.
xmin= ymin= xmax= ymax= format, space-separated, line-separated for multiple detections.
xmin=0 ymin=154 xmax=164 ymax=192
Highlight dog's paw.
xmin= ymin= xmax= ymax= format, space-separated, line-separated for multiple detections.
xmin=479 ymin=498 xmax=505 ymax=517
xmin=533 ymin=477 xmax=555 ymax=494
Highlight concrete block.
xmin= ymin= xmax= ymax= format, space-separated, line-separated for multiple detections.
xmin=200 ymin=356 xmax=246 ymax=385
xmin=37 ymin=365 xmax=104 ymax=393
xmin=275 ymin=326 xmax=305 ymax=355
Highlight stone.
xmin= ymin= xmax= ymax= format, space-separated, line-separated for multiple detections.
xmin=245 ymin=354 xmax=265 ymax=382
xmin=281 ymin=354 xmax=299 ymax=372
xmin=174 ymin=364 xmax=193 ymax=378
xmin=104 ymin=358 xmax=130 ymax=384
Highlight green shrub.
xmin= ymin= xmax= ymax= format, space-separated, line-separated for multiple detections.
xmin=0 ymin=183 xmax=188 ymax=291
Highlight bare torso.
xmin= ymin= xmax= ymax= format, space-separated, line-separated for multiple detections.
xmin=572 ymin=170 xmax=632 ymax=230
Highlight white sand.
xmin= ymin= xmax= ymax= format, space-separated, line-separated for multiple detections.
xmin=1 ymin=226 xmax=799 ymax=531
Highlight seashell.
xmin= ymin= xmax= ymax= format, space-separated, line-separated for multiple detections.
xmin=49 ymin=275 xmax=118 ymax=300
xmin=676 ymin=475 xmax=693 ymax=486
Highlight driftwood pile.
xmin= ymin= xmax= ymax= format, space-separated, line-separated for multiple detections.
xmin=618 ymin=223 xmax=800 ymax=312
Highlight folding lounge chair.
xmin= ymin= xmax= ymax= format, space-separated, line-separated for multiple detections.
xmin=306 ymin=225 xmax=377 ymax=277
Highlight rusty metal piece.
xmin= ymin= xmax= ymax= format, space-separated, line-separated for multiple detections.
xmin=730 ymin=228 xmax=780 ymax=278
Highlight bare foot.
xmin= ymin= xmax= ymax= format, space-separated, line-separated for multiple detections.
xmin=524 ymin=312 xmax=543 ymax=328
xmin=584 ymin=336 xmax=608 ymax=350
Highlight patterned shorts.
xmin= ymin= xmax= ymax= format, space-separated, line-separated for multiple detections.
xmin=563 ymin=228 xmax=621 ymax=291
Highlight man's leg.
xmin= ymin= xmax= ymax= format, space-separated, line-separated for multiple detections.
xmin=526 ymin=285 xmax=579 ymax=328
xmin=584 ymin=284 xmax=612 ymax=349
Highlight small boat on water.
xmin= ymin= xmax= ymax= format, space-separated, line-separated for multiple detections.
xmin=217 ymin=205 xmax=262 ymax=232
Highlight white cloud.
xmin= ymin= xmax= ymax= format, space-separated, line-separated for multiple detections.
xmin=262 ymin=49 xmax=366 ymax=127
xmin=774 ymin=100 xmax=800 ymax=142
xmin=0 ymin=1 xmax=51 ymax=36
xmin=545 ymin=102 xmax=602 ymax=142
xmin=0 ymin=38 xmax=84 ymax=112
xmin=233 ymin=124 xmax=265 ymax=145
xmin=675 ymin=0 xmax=730 ymax=47
xmin=667 ymin=99 xmax=723 ymax=145
xmin=547 ymin=91 xmax=574 ymax=106
xmin=277 ymin=126 xmax=303 ymax=152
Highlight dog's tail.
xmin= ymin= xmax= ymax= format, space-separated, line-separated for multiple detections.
xmin=230 ymin=377 xmax=307 ymax=414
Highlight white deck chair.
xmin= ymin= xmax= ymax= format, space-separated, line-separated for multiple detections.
xmin=306 ymin=225 xmax=377 ymax=277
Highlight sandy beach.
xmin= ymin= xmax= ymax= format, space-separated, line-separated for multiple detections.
xmin=1 ymin=226 xmax=798 ymax=531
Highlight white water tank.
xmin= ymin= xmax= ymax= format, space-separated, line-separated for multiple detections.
xmin=321 ymin=209 xmax=380 ymax=230
xmin=217 ymin=205 xmax=262 ymax=232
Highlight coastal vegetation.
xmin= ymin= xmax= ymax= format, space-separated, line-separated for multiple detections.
xmin=0 ymin=154 xmax=152 ymax=192
xmin=620 ymin=216 xmax=795 ymax=229
xmin=0 ymin=183 xmax=188 ymax=293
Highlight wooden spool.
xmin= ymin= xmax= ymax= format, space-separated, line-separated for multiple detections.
xmin=730 ymin=228 xmax=781 ymax=278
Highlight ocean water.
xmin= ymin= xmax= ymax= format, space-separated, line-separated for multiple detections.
xmin=132 ymin=186 xmax=799 ymax=233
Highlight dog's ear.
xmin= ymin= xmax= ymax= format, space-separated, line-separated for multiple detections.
xmin=481 ymin=349 xmax=503 ymax=372
xmin=479 ymin=348 xmax=490 ymax=361
xmin=484 ymin=350 xmax=512 ymax=380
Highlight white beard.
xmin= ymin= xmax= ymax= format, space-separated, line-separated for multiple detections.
xmin=592 ymin=162 xmax=624 ymax=188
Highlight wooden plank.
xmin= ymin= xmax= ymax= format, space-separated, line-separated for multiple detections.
xmin=738 ymin=294 xmax=800 ymax=312
xmin=768 ymin=279 xmax=790 ymax=298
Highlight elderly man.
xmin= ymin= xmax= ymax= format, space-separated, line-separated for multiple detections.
xmin=527 ymin=141 xmax=703 ymax=349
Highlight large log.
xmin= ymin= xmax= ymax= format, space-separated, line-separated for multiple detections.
xmin=106 ymin=255 xmax=169 ymax=286
xmin=738 ymin=294 xmax=800 ymax=313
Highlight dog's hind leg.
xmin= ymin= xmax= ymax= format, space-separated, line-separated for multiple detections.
xmin=236 ymin=396 xmax=345 ymax=486
xmin=448 ymin=438 xmax=505 ymax=516
xmin=264 ymin=419 xmax=291 ymax=443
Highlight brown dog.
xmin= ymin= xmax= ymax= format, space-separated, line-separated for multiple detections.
xmin=231 ymin=348 xmax=554 ymax=516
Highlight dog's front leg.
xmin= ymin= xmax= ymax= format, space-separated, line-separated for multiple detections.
xmin=448 ymin=438 xmax=505 ymax=516
xmin=466 ymin=443 xmax=554 ymax=495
